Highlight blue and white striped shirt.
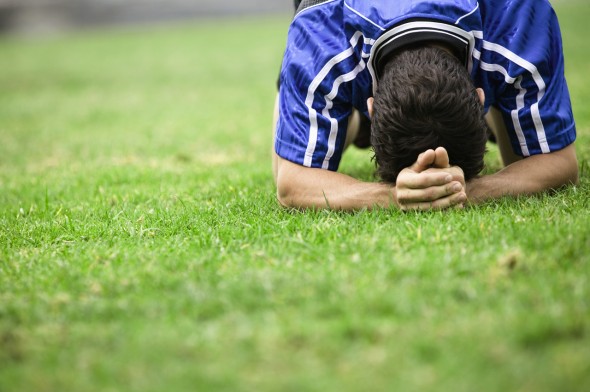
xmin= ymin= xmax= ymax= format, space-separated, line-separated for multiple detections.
xmin=275 ymin=0 xmax=576 ymax=171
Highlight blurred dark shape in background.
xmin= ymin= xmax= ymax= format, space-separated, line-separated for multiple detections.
xmin=0 ymin=0 xmax=292 ymax=34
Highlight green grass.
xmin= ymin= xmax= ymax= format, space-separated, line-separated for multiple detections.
xmin=1 ymin=1 xmax=589 ymax=391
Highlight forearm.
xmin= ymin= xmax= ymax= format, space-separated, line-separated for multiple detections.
xmin=275 ymin=154 xmax=396 ymax=210
xmin=467 ymin=144 xmax=579 ymax=203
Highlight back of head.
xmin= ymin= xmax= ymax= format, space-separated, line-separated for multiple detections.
xmin=371 ymin=46 xmax=488 ymax=183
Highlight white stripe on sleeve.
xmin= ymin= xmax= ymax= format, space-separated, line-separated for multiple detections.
xmin=321 ymin=58 xmax=368 ymax=169
xmin=303 ymin=32 xmax=363 ymax=167
xmin=304 ymin=32 xmax=373 ymax=167
xmin=473 ymin=48 xmax=530 ymax=156
xmin=479 ymin=39 xmax=550 ymax=153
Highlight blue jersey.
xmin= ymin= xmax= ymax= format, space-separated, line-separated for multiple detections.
xmin=275 ymin=0 xmax=576 ymax=171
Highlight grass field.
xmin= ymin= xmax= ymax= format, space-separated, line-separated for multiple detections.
xmin=1 ymin=1 xmax=589 ymax=391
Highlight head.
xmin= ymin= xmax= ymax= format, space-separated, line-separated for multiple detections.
xmin=369 ymin=45 xmax=488 ymax=183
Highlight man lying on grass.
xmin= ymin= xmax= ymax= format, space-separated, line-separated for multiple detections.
xmin=272 ymin=0 xmax=579 ymax=211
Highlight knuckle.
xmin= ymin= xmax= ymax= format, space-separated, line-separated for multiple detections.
xmin=423 ymin=188 xmax=436 ymax=200
xmin=447 ymin=183 xmax=460 ymax=193
xmin=398 ymin=190 xmax=412 ymax=202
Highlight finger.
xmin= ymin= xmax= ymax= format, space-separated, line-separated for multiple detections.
xmin=401 ymin=191 xmax=467 ymax=211
xmin=444 ymin=166 xmax=465 ymax=185
xmin=449 ymin=166 xmax=465 ymax=184
xmin=423 ymin=165 xmax=465 ymax=185
xmin=433 ymin=147 xmax=450 ymax=168
xmin=409 ymin=149 xmax=435 ymax=172
xmin=397 ymin=170 xmax=453 ymax=189
xmin=397 ymin=181 xmax=463 ymax=203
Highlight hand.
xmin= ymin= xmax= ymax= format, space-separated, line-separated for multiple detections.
xmin=395 ymin=148 xmax=466 ymax=211
xmin=423 ymin=147 xmax=466 ymax=192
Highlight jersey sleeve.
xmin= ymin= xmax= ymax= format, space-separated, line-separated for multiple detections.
xmin=275 ymin=5 xmax=357 ymax=171
xmin=477 ymin=0 xmax=576 ymax=157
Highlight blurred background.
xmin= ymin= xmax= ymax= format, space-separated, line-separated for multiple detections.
xmin=0 ymin=0 xmax=293 ymax=34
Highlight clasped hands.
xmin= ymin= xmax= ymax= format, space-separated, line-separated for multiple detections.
xmin=395 ymin=147 xmax=467 ymax=211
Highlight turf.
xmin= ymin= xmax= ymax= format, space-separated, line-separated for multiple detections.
xmin=1 ymin=1 xmax=589 ymax=391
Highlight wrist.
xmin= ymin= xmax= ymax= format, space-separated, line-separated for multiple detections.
xmin=375 ymin=182 xmax=399 ymax=209
xmin=466 ymin=176 xmax=494 ymax=204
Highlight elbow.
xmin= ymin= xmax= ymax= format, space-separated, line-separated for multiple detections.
xmin=548 ymin=143 xmax=579 ymax=189
xmin=276 ymin=184 xmax=291 ymax=208
xmin=274 ymin=154 xmax=316 ymax=209
xmin=276 ymin=182 xmax=307 ymax=210
xmin=274 ymin=154 xmax=327 ymax=210
xmin=273 ymin=154 xmax=295 ymax=208
xmin=276 ymin=173 xmax=298 ymax=209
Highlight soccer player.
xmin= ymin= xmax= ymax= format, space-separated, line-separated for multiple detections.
xmin=272 ymin=0 xmax=578 ymax=210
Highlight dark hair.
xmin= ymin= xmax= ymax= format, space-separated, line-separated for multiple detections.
xmin=371 ymin=45 xmax=488 ymax=183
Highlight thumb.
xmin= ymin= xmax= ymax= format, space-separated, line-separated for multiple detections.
xmin=433 ymin=147 xmax=450 ymax=168
xmin=410 ymin=149 xmax=436 ymax=172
